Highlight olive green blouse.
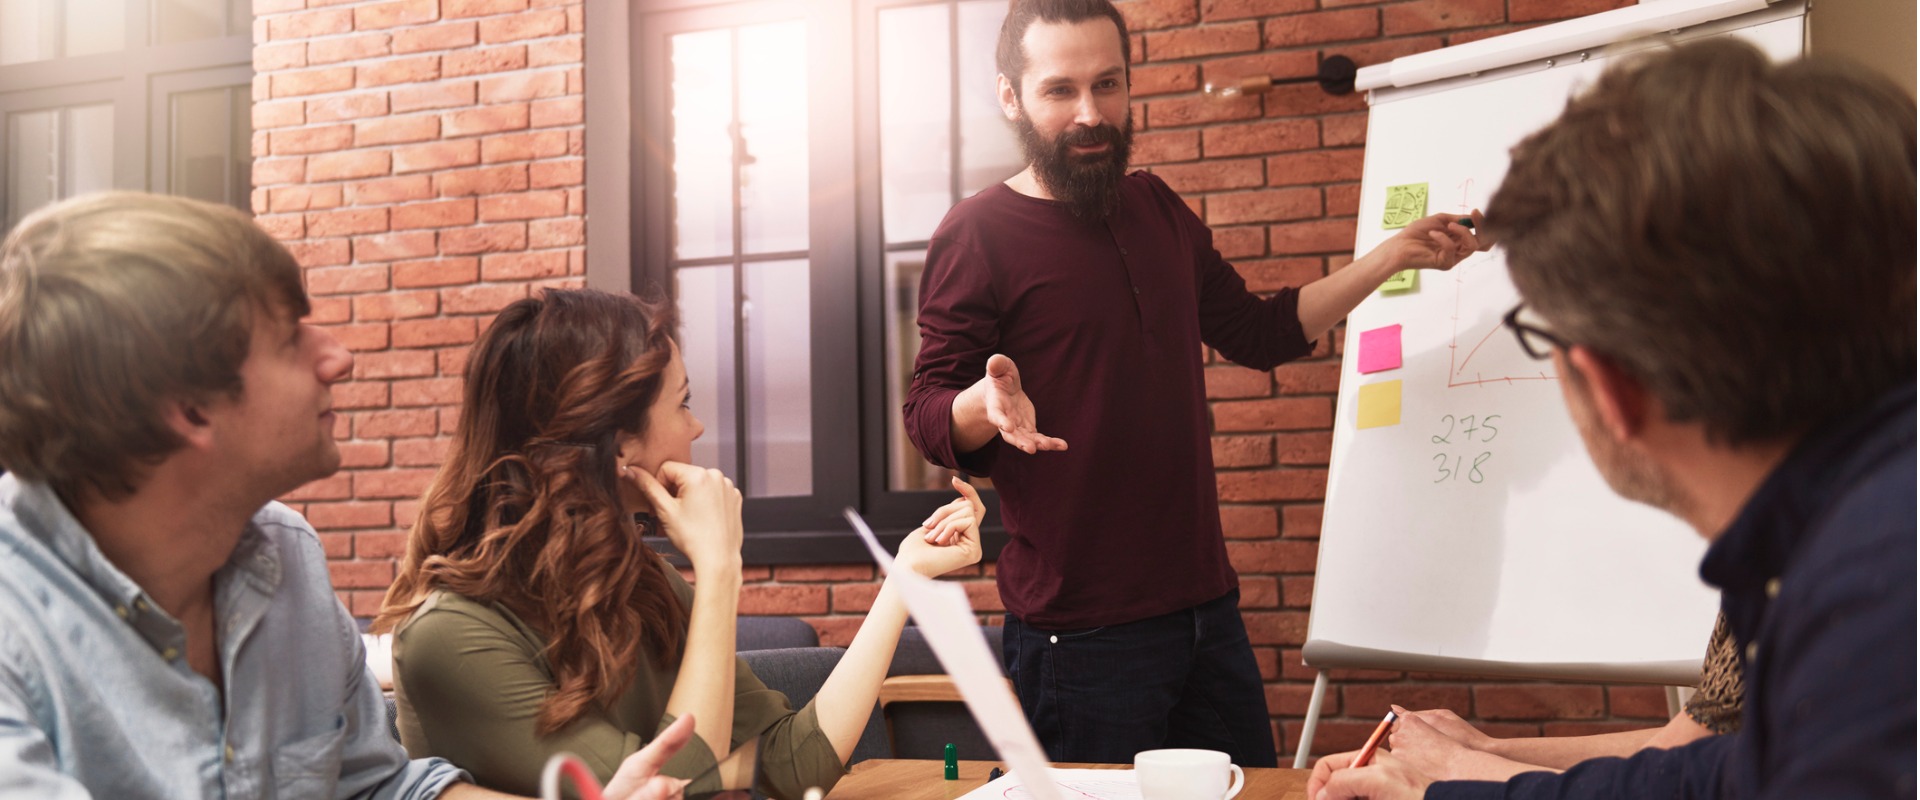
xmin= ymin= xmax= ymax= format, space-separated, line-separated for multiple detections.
xmin=390 ymin=565 xmax=847 ymax=800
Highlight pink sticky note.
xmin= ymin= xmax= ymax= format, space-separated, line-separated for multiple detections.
xmin=1357 ymin=324 xmax=1403 ymax=374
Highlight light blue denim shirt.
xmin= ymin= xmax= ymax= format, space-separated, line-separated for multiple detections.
xmin=0 ymin=475 xmax=470 ymax=799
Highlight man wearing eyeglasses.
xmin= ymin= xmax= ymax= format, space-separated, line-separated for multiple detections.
xmin=1310 ymin=38 xmax=1915 ymax=800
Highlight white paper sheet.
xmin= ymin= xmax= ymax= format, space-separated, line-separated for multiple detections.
xmin=843 ymin=508 xmax=1062 ymax=800
xmin=958 ymin=768 xmax=1142 ymax=800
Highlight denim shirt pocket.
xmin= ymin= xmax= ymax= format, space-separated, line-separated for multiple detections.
xmin=269 ymin=713 xmax=347 ymax=798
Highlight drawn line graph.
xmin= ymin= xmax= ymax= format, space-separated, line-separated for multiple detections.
xmin=1442 ymin=251 xmax=1556 ymax=390
xmin=1390 ymin=176 xmax=1557 ymax=390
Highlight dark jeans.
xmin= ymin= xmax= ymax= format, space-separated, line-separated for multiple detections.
xmin=1002 ymin=589 xmax=1279 ymax=767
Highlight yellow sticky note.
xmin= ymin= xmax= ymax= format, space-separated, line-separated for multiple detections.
xmin=1379 ymin=269 xmax=1419 ymax=294
xmin=1382 ymin=183 xmax=1429 ymax=229
xmin=1356 ymin=380 xmax=1402 ymax=430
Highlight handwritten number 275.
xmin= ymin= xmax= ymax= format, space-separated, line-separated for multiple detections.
xmin=1431 ymin=414 xmax=1500 ymax=445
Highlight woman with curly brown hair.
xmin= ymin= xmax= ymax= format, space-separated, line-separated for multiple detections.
xmin=373 ymin=288 xmax=984 ymax=799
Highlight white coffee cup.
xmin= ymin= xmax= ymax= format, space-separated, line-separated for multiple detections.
xmin=1133 ymin=748 xmax=1245 ymax=800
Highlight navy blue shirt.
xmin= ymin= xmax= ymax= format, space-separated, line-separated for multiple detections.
xmin=1430 ymin=383 xmax=1917 ymax=799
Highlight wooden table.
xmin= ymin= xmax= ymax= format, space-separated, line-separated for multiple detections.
xmin=827 ymin=759 xmax=1310 ymax=799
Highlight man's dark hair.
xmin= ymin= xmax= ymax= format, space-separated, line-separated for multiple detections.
xmin=1488 ymin=39 xmax=1916 ymax=445
xmin=996 ymin=0 xmax=1131 ymax=96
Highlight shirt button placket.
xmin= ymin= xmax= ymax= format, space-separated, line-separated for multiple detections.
xmin=1117 ymin=245 xmax=1142 ymax=298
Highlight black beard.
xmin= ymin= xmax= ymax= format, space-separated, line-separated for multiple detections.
xmin=1013 ymin=111 xmax=1133 ymax=222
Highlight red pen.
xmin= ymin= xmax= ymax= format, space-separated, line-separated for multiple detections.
xmin=1351 ymin=710 xmax=1398 ymax=768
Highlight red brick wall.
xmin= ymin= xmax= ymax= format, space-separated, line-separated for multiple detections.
xmin=252 ymin=0 xmax=1666 ymax=760
xmin=249 ymin=0 xmax=586 ymax=616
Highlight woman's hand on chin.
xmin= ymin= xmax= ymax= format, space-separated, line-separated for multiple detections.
xmin=894 ymin=477 xmax=985 ymax=578
xmin=625 ymin=461 xmax=744 ymax=573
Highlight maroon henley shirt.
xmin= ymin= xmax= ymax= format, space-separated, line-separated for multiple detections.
xmin=903 ymin=171 xmax=1313 ymax=629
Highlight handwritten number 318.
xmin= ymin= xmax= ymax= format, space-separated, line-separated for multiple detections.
xmin=1433 ymin=452 xmax=1492 ymax=484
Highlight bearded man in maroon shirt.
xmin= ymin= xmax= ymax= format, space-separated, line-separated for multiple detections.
xmin=902 ymin=0 xmax=1486 ymax=767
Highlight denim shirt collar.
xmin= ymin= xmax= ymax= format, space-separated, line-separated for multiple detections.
xmin=1700 ymin=381 xmax=1916 ymax=593
xmin=2 ymin=474 xmax=283 ymax=657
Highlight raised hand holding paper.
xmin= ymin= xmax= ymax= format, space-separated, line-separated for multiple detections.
xmin=843 ymin=509 xmax=1062 ymax=800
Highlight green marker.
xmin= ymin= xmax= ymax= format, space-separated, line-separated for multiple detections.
xmin=1457 ymin=217 xmax=1475 ymax=230
xmin=944 ymin=743 xmax=958 ymax=780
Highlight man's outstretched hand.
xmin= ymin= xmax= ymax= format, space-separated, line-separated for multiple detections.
xmin=1377 ymin=210 xmax=1490 ymax=274
xmin=982 ymin=354 xmax=1067 ymax=455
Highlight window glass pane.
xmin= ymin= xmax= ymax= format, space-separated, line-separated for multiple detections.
xmin=7 ymin=104 xmax=114 ymax=232
xmin=229 ymin=86 xmax=252 ymax=207
xmin=0 ymin=0 xmax=55 ymax=65
xmin=672 ymin=29 xmax=735 ymax=260
xmin=6 ymin=110 xmax=57 ymax=231
xmin=171 ymin=87 xmax=232 ymax=205
xmin=743 ymin=259 xmax=811 ymax=497
xmin=883 ymin=248 xmax=952 ymax=491
xmin=63 ymin=105 xmax=114 ymax=197
xmin=736 ymin=20 xmax=807 ymax=255
xmin=877 ymin=3 xmax=951 ymax=245
xmin=957 ymin=0 xmax=1022 ymax=196
xmin=65 ymin=0 xmax=121 ymax=57
xmin=0 ymin=0 xmax=123 ymax=65
xmin=675 ymin=266 xmax=739 ymax=478
xmin=157 ymin=0 xmax=228 ymax=44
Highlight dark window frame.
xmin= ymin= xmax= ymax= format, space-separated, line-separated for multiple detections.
xmin=596 ymin=0 xmax=1011 ymax=565
xmin=0 ymin=0 xmax=252 ymax=227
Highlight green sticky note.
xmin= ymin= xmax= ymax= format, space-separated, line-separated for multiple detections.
xmin=1379 ymin=269 xmax=1419 ymax=294
xmin=1382 ymin=182 xmax=1429 ymax=229
xmin=1356 ymin=380 xmax=1402 ymax=430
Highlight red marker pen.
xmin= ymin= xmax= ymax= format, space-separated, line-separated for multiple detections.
xmin=1352 ymin=710 xmax=1398 ymax=768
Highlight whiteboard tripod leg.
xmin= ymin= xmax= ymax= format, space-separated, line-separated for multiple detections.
xmin=1294 ymin=670 xmax=1331 ymax=769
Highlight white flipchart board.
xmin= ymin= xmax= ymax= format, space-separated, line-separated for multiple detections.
xmin=1305 ymin=2 xmax=1806 ymax=685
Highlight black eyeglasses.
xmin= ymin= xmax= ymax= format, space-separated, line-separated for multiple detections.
xmin=1502 ymin=302 xmax=1571 ymax=360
